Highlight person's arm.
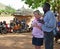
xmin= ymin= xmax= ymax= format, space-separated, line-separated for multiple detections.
xmin=31 ymin=22 xmax=38 ymax=27
xmin=36 ymin=25 xmax=42 ymax=30
xmin=31 ymin=21 xmax=42 ymax=30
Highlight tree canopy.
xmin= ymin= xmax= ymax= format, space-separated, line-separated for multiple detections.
xmin=0 ymin=6 xmax=16 ymax=15
xmin=21 ymin=0 xmax=60 ymax=21
xmin=21 ymin=0 xmax=60 ymax=13
xmin=22 ymin=0 xmax=50 ymax=9
xmin=5 ymin=6 xmax=16 ymax=14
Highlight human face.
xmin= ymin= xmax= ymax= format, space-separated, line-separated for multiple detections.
xmin=34 ymin=12 xmax=41 ymax=19
xmin=43 ymin=5 xmax=50 ymax=14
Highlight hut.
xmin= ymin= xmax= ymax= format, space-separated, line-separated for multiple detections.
xmin=13 ymin=7 xmax=34 ymax=28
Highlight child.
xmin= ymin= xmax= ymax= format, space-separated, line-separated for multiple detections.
xmin=32 ymin=10 xmax=44 ymax=49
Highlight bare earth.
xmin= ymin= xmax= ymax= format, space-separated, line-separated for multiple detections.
xmin=0 ymin=16 xmax=14 ymax=23
xmin=0 ymin=32 xmax=60 ymax=49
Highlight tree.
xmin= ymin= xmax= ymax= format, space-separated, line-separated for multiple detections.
xmin=21 ymin=0 xmax=60 ymax=13
xmin=0 ymin=10 xmax=3 ymax=15
xmin=21 ymin=0 xmax=51 ymax=9
xmin=21 ymin=0 xmax=60 ymax=21
xmin=5 ymin=6 xmax=16 ymax=15
xmin=0 ymin=6 xmax=16 ymax=15
xmin=0 ymin=9 xmax=6 ymax=15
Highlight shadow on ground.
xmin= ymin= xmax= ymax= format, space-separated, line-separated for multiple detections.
xmin=0 ymin=33 xmax=60 ymax=49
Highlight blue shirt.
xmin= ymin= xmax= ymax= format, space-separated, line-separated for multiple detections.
xmin=58 ymin=22 xmax=60 ymax=27
xmin=42 ymin=11 xmax=56 ymax=32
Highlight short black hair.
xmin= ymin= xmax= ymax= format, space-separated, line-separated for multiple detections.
xmin=44 ymin=2 xmax=50 ymax=8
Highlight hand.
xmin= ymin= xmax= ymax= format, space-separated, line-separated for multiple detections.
xmin=32 ymin=22 xmax=42 ymax=30
xmin=32 ymin=22 xmax=37 ymax=27
xmin=36 ymin=25 xmax=42 ymax=30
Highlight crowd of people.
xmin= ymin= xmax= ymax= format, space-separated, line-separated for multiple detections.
xmin=0 ymin=18 xmax=31 ymax=34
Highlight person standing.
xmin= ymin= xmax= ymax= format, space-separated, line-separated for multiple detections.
xmin=42 ymin=3 xmax=57 ymax=49
xmin=32 ymin=10 xmax=44 ymax=49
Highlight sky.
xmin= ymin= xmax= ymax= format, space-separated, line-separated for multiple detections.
xmin=0 ymin=0 xmax=29 ymax=9
xmin=0 ymin=0 xmax=43 ymax=13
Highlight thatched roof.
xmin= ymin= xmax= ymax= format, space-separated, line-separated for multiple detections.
xmin=13 ymin=7 xmax=33 ymax=16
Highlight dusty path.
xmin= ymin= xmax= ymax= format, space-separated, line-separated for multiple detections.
xmin=0 ymin=33 xmax=60 ymax=49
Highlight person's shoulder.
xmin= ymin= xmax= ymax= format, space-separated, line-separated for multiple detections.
xmin=49 ymin=11 xmax=55 ymax=15
xmin=47 ymin=11 xmax=54 ymax=16
xmin=47 ymin=11 xmax=53 ymax=14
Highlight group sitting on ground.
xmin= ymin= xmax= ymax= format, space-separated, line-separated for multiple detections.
xmin=0 ymin=18 xmax=31 ymax=34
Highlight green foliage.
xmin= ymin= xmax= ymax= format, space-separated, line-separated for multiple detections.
xmin=5 ymin=6 xmax=16 ymax=14
xmin=0 ymin=6 xmax=16 ymax=15
xmin=21 ymin=0 xmax=60 ymax=13
xmin=0 ymin=9 xmax=6 ymax=15
xmin=0 ymin=10 xmax=2 ymax=13
xmin=21 ymin=0 xmax=51 ymax=9
xmin=0 ymin=10 xmax=3 ymax=14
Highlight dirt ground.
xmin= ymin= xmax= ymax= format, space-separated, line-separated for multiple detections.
xmin=0 ymin=16 xmax=14 ymax=23
xmin=0 ymin=32 xmax=60 ymax=49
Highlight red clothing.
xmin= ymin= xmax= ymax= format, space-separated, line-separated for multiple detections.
xmin=5 ymin=24 xmax=8 ymax=29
